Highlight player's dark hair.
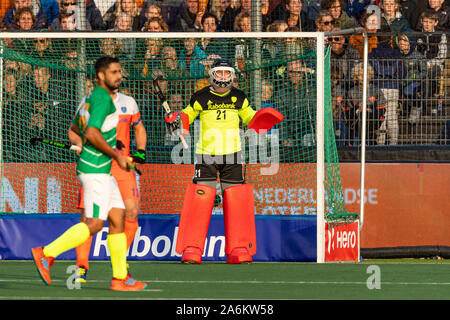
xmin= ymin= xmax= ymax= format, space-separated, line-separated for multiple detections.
xmin=95 ymin=56 xmax=120 ymax=75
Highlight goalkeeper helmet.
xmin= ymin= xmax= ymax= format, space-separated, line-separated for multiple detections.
xmin=209 ymin=58 xmax=235 ymax=89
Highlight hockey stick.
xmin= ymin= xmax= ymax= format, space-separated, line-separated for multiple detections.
xmin=30 ymin=137 xmax=81 ymax=152
xmin=29 ymin=137 xmax=142 ymax=175
xmin=152 ymin=76 xmax=189 ymax=149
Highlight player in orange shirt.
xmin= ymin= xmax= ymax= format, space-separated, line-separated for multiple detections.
xmin=69 ymin=87 xmax=147 ymax=283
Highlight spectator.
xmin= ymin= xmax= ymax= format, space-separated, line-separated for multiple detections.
xmin=139 ymin=17 xmax=168 ymax=77
xmin=199 ymin=13 xmax=232 ymax=59
xmin=344 ymin=0 xmax=371 ymax=23
xmin=395 ymin=32 xmax=427 ymax=123
xmin=104 ymin=0 xmax=141 ymax=30
xmin=274 ymin=59 xmax=315 ymax=148
xmin=261 ymin=79 xmax=275 ymax=111
xmin=2 ymin=69 xmax=20 ymax=161
xmin=111 ymin=12 xmax=137 ymax=60
xmin=329 ymin=30 xmax=360 ymax=91
xmin=173 ymin=0 xmax=204 ymax=31
xmin=209 ymin=0 xmax=235 ymax=31
xmin=30 ymin=37 xmax=55 ymax=62
xmin=330 ymin=67 xmax=350 ymax=146
xmin=2 ymin=0 xmax=47 ymax=29
xmin=345 ymin=62 xmax=388 ymax=145
xmin=138 ymin=2 xmax=163 ymax=29
xmin=112 ymin=11 xmax=133 ymax=31
xmin=263 ymin=20 xmax=287 ymax=64
xmin=0 ymin=0 xmax=13 ymax=24
xmin=271 ymin=0 xmax=314 ymax=31
xmin=51 ymin=11 xmax=80 ymax=58
xmin=179 ymin=37 xmax=208 ymax=79
xmin=314 ymin=9 xmax=334 ymax=31
xmin=50 ymin=0 xmax=106 ymax=30
xmin=141 ymin=14 xmax=168 ymax=31
xmin=63 ymin=49 xmax=78 ymax=70
xmin=233 ymin=11 xmax=251 ymax=74
xmin=260 ymin=79 xmax=280 ymax=133
xmin=399 ymin=0 xmax=418 ymax=28
xmin=220 ymin=0 xmax=249 ymax=31
xmin=159 ymin=45 xmax=190 ymax=78
xmin=369 ymin=37 xmax=405 ymax=145
xmin=18 ymin=66 xmax=67 ymax=161
xmin=350 ymin=10 xmax=381 ymax=58
xmin=59 ymin=10 xmax=76 ymax=30
xmin=10 ymin=7 xmax=45 ymax=68
xmin=282 ymin=25 xmax=312 ymax=58
xmin=13 ymin=6 xmax=37 ymax=29
xmin=266 ymin=18 xmax=288 ymax=32
xmin=415 ymin=10 xmax=447 ymax=111
xmin=99 ymin=38 xmax=119 ymax=57
xmin=261 ymin=0 xmax=273 ymax=30
xmin=142 ymin=0 xmax=180 ymax=31
xmin=304 ymin=0 xmax=322 ymax=22
xmin=379 ymin=0 xmax=410 ymax=32
xmin=415 ymin=0 xmax=450 ymax=30
xmin=321 ymin=0 xmax=357 ymax=29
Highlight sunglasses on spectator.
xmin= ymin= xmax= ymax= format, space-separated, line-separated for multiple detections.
xmin=327 ymin=37 xmax=343 ymax=42
xmin=63 ymin=2 xmax=77 ymax=6
xmin=320 ymin=20 xmax=333 ymax=25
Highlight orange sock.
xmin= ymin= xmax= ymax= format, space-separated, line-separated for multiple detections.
xmin=124 ymin=218 xmax=139 ymax=249
xmin=75 ymin=236 xmax=92 ymax=270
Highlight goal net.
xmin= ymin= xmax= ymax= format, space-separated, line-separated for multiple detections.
xmin=0 ymin=32 xmax=358 ymax=230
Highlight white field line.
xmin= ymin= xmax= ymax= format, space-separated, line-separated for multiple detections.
xmin=0 ymin=278 xmax=448 ymax=286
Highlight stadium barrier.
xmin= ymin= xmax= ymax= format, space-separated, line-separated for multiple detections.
xmin=0 ymin=213 xmax=360 ymax=262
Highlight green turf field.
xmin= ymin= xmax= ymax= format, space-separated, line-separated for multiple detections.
xmin=0 ymin=259 xmax=449 ymax=300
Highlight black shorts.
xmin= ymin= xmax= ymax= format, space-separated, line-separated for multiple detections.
xmin=193 ymin=152 xmax=244 ymax=184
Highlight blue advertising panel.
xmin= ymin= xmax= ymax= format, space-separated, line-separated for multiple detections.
xmin=0 ymin=214 xmax=317 ymax=262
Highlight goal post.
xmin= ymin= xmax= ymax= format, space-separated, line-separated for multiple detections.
xmin=0 ymin=31 xmax=359 ymax=262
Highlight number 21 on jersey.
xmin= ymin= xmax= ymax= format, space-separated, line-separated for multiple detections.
xmin=216 ymin=109 xmax=226 ymax=120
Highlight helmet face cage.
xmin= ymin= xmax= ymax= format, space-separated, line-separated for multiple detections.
xmin=209 ymin=66 xmax=235 ymax=88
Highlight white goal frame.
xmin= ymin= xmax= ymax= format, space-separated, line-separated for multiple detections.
xmin=0 ymin=31 xmax=368 ymax=263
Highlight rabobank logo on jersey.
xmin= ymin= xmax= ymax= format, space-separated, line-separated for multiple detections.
xmin=206 ymin=100 xmax=237 ymax=110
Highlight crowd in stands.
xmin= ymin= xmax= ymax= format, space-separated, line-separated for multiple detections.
xmin=0 ymin=0 xmax=449 ymax=151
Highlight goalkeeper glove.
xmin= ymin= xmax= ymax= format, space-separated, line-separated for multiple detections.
xmin=132 ymin=149 xmax=146 ymax=164
xmin=165 ymin=112 xmax=189 ymax=136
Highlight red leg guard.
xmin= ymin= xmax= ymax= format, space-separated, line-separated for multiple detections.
xmin=223 ymin=184 xmax=257 ymax=264
xmin=175 ymin=183 xmax=216 ymax=263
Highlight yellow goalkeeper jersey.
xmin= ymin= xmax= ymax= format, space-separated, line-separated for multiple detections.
xmin=182 ymin=86 xmax=256 ymax=155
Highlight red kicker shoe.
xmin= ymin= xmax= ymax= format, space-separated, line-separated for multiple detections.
xmin=226 ymin=247 xmax=252 ymax=264
xmin=181 ymin=246 xmax=202 ymax=264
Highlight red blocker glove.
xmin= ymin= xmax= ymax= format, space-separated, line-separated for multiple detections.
xmin=165 ymin=112 xmax=190 ymax=136
xmin=248 ymin=107 xmax=284 ymax=134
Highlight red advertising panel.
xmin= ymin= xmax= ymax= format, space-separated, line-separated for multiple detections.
xmin=325 ymin=221 xmax=359 ymax=262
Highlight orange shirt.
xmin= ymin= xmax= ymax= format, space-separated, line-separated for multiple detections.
xmin=349 ymin=35 xmax=379 ymax=58
xmin=113 ymin=92 xmax=141 ymax=157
